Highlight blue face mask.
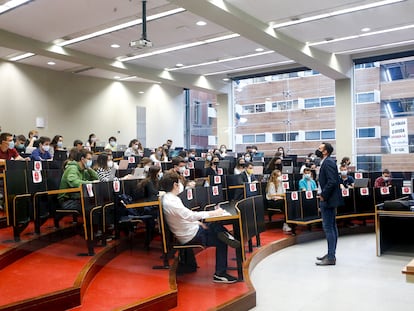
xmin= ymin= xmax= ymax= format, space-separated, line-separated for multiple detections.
xmin=86 ymin=159 xmax=92 ymax=168
xmin=8 ymin=141 xmax=15 ymax=149
xmin=57 ymin=141 xmax=63 ymax=148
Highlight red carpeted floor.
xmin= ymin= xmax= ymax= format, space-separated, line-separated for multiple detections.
xmin=0 ymin=215 xmax=292 ymax=310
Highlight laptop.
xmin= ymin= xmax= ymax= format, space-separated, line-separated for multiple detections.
xmin=118 ymin=159 xmax=129 ymax=170
xmin=133 ymin=167 xmax=146 ymax=179
xmin=282 ymin=166 xmax=293 ymax=174
xmin=354 ymin=178 xmax=369 ymax=188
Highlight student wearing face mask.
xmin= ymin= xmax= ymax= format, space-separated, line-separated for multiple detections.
xmin=85 ymin=133 xmax=97 ymax=151
xmin=266 ymin=169 xmax=291 ymax=232
xmin=160 ymin=171 xmax=240 ymax=284
xmin=124 ymin=139 xmax=141 ymax=157
xmin=298 ymin=167 xmax=318 ymax=191
xmin=204 ymin=152 xmax=214 ymax=168
xmin=30 ymin=136 xmax=52 ymax=161
xmin=218 ymin=144 xmax=227 ymax=159
xmin=240 ymin=162 xmax=258 ymax=184
xmin=339 ymin=164 xmax=355 ymax=189
xmin=105 ymin=136 xmax=118 ymax=152
xmin=58 ymin=149 xmax=99 ymax=212
xmin=14 ymin=134 xmax=27 ymax=155
xmin=205 ymin=156 xmax=220 ymax=176
xmin=243 ymin=153 xmax=252 ymax=163
xmin=94 ymin=152 xmax=115 ymax=182
xmin=0 ymin=132 xmax=26 ymax=161
xmin=188 ymin=149 xmax=197 ymax=162
xmin=233 ymin=157 xmax=246 ymax=175
xmin=374 ymin=169 xmax=392 ymax=188
xmin=169 ymin=156 xmax=194 ymax=190
xmin=50 ymin=135 xmax=64 ymax=157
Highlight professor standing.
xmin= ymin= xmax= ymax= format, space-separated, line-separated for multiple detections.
xmin=315 ymin=142 xmax=343 ymax=266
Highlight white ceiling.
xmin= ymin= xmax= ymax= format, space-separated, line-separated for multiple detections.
xmin=0 ymin=0 xmax=413 ymax=93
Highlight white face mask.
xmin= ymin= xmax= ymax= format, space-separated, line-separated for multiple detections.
xmin=340 ymin=171 xmax=348 ymax=176
xmin=42 ymin=145 xmax=50 ymax=152
xmin=178 ymin=166 xmax=186 ymax=174
xmin=304 ymin=173 xmax=311 ymax=179
xmin=144 ymin=165 xmax=150 ymax=172
xmin=277 ymin=176 xmax=282 ymax=181
xmin=107 ymin=160 xmax=114 ymax=168
xmin=110 ymin=141 xmax=116 ymax=147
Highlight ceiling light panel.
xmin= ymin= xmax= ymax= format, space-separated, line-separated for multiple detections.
xmin=59 ymin=10 xmax=229 ymax=60
xmin=276 ymin=0 xmax=413 ymax=45
xmin=0 ymin=0 xmax=174 ymax=42
xmin=17 ymin=54 xmax=81 ymax=70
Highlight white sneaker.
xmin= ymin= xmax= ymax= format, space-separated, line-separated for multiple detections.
xmin=283 ymin=223 xmax=292 ymax=232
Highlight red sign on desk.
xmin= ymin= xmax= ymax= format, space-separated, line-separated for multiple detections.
xmin=341 ymin=188 xmax=349 ymax=197
xmin=113 ymin=180 xmax=120 ymax=192
xmin=249 ymin=183 xmax=257 ymax=192
xmin=214 ymin=176 xmax=221 ymax=184
xmin=305 ymin=191 xmax=313 ymax=199
xmin=380 ymin=186 xmax=390 ymax=195
xmin=282 ymin=174 xmax=289 ymax=181
xmin=32 ymin=170 xmax=42 ymax=183
xmin=360 ymin=187 xmax=369 ymax=196
xmin=128 ymin=156 xmax=135 ymax=163
xmin=402 ymin=186 xmax=411 ymax=194
xmin=212 ymin=186 xmax=219 ymax=196
xmin=187 ymin=161 xmax=194 ymax=169
xmin=183 ymin=169 xmax=190 ymax=177
xmin=217 ymin=168 xmax=223 ymax=175
xmin=187 ymin=189 xmax=193 ymax=200
xmin=34 ymin=161 xmax=42 ymax=171
xmin=291 ymin=191 xmax=298 ymax=201
xmin=282 ymin=181 xmax=290 ymax=189
xmin=354 ymin=172 xmax=363 ymax=179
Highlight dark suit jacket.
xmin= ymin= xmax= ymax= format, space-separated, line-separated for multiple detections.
xmin=240 ymin=171 xmax=258 ymax=183
xmin=318 ymin=156 xmax=343 ymax=208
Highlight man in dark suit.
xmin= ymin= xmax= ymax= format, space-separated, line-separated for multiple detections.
xmin=315 ymin=142 xmax=343 ymax=266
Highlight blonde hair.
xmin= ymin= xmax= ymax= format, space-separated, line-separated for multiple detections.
xmin=266 ymin=169 xmax=282 ymax=193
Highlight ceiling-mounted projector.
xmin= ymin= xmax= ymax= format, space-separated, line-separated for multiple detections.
xmin=129 ymin=39 xmax=153 ymax=49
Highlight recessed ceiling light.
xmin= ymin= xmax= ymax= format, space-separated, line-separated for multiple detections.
xmin=255 ymin=48 xmax=264 ymax=52
xmin=47 ymin=61 xmax=56 ymax=66
xmin=176 ymin=63 xmax=184 ymax=67
xmin=114 ymin=76 xmax=121 ymax=79
xmin=139 ymin=91 xmax=145 ymax=94
xmin=361 ymin=27 xmax=371 ymax=32
xmin=196 ymin=21 xmax=207 ymax=26
xmin=222 ymin=78 xmax=230 ymax=81
xmin=111 ymin=44 xmax=120 ymax=48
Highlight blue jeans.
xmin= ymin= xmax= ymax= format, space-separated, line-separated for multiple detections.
xmin=319 ymin=201 xmax=338 ymax=260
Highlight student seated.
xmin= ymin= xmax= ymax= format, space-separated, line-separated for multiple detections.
xmin=240 ymin=162 xmax=258 ymax=183
xmin=374 ymin=169 xmax=392 ymax=188
xmin=266 ymin=169 xmax=291 ymax=232
xmin=58 ymin=149 xmax=99 ymax=212
xmin=30 ymin=136 xmax=52 ymax=161
xmin=339 ymin=164 xmax=355 ymax=189
xmin=298 ymin=167 xmax=317 ymax=191
xmin=160 ymin=171 xmax=240 ymax=284
xmin=0 ymin=132 xmax=27 ymax=162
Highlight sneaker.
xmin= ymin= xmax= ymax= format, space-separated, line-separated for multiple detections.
xmin=217 ymin=231 xmax=241 ymax=248
xmin=213 ymin=273 xmax=238 ymax=284
xmin=283 ymin=223 xmax=292 ymax=232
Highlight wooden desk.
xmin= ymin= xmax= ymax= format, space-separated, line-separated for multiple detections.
xmin=204 ymin=204 xmax=245 ymax=281
xmin=375 ymin=209 xmax=414 ymax=256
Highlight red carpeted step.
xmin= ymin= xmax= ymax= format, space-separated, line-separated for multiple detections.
xmin=67 ymin=241 xmax=171 ymax=311
xmin=0 ymin=234 xmax=106 ymax=306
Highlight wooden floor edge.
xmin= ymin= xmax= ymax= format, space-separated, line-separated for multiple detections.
xmin=0 ymin=287 xmax=80 ymax=311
